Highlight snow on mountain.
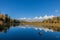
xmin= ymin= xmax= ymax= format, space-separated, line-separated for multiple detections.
xmin=19 ymin=15 xmax=54 ymax=22
xmin=43 ymin=15 xmax=54 ymax=19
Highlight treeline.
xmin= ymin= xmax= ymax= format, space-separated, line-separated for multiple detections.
xmin=42 ymin=17 xmax=60 ymax=23
xmin=0 ymin=14 xmax=20 ymax=32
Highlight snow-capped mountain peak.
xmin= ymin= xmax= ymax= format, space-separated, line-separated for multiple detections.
xmin=19 ymin=15 xmax=54 ymax=22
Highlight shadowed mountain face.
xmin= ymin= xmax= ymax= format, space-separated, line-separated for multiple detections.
xmin=0 ymin=14 xmax=60 ymax=32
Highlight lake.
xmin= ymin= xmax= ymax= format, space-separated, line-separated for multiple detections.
xmin=0 ymin=26 xmax=60 ymax=40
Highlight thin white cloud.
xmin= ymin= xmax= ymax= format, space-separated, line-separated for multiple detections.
xmin=55 ymin=10 xmax=59 ymax=12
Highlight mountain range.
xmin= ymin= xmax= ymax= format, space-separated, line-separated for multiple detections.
xmin=19 ymin=15 xmax=55 ymax=22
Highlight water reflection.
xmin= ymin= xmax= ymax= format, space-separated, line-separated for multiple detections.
xmin=0 ymin=24 xmax=60 ymax=33
xmin=0 ymin=23 xmax=20 ymax=33
xmin=0 ymin=26 xmax=60 ymax=40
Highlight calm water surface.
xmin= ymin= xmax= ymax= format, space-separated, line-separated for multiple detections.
xmin=0 ymin=26 xmax=60 ymax=40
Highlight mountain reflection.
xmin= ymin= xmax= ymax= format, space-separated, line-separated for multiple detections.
xmin=0 ymin=14 xmax=60 ymax=32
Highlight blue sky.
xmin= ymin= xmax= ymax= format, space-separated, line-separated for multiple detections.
xmin=0 ymin=0 xmax=60 ymax=18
